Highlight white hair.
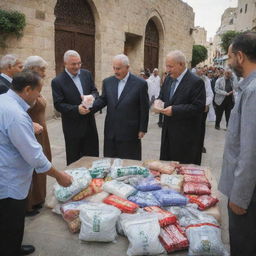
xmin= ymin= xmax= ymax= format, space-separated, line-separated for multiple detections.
xmin=0 ymin=54 xmax=19 ymax=69
xmin=167 ymin=50 xmax=186 ymax=64
xmin=113 ymin=54 xmax=129 ymax=66
xmin=24 ymin=56 xmax=47 ymax=69
xmin=64 ymin=50 xmax=80 ymax=62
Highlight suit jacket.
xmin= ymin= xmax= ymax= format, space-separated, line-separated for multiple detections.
xmin=214 ymin=76 xmax=234 ymax=105
xmin=0 ymin=75 xmax=11 ymax=94
xmin=92 ymin=73 xmax=149 ymax=141
xmin=159 ymin=70 xmax=206 ymax=164
xmin=51 ymin=69 xmax=99 ymax=139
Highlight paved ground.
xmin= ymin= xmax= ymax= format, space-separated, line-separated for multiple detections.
xmin=23 ymin=109 xmax=229 ymax=255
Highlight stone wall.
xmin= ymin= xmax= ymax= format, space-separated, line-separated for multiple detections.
xmin=0 ymin=0 xmax=194 ymax=119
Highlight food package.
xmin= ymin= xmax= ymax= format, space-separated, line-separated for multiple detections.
xmin=171 ymin=204 xmax=219 ymax=227
xmin=159 ymin=224 xmax=189 ymax=253
xmin=144 ymin=206 xmax=177 ymax=227
xmin=186 ymin=223 xmax=228 ymax=256
xmin=184 ymin=174 xmax=211 ymax=188
xmin=152 ymin=189 xmax=188 ymax=207
xmin=187 ymin=195 xmax=219 ymax=210
xmin=144 ymin=160 xmax=175 ymax=174
xmin=128 ymin=191 xmax=161 ymax=207
xmin=54 ymin=168 xmax=91 ymax=202
xmin=121 ymin=213 xmax=165 ymax=256
xmin=86 ymin=191 xmax=109 ymax=203
xmin=111 ymin=166 xmax=149 ymax=179
xmin=134 ymin=177 xmax=162 ymax=191
xmin=79 ymin=203 xmax=121 ymax=242
xmin=103 ymin=180 xmax=136 ymax=199
xmin=67 ymin=217 xmax=81 ymax=233
xmin=72 ymin=178 xmax=104 ymax=201
xmin=160 ymin=174 xmax=184 ymax=192
xmin=183 ymin=182 xmax=211 ymax=195
xmin=82 ymin=94 xmax=95 ymax=109
xmin=177 ymin=166 xmax=205 ymax=176
xmin=152 ymin=99 xmax=164 ymax=113
xmin=103 ymin=195 xmax=139 ymax=213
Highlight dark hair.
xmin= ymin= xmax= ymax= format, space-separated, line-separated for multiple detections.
xmin=231 ymin=31 xmax=256 ymax=62
xmin=11 ymin=70 xmax=41 ymax=92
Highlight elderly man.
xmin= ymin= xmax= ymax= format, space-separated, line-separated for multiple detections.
xmin=51 ymin=50 xmax=99 ymax=165
xmin=214 ymin=69 xmax=235 ymax=130
xmin=0 ymin=71 xmax=72 ymax=256
xmin=92 ymin=54 xmax=149 ymax=160
xmin=218 ymin=31 xmax=256 ymax=256
xmin=0 ymin=54 xmax=23 ymax=94
xmin=23 ymin=56 xmax=52 ymax=216
xmin=159 ymin=51 xmax=206 ymax=164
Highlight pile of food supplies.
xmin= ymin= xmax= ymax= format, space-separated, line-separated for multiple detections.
xmin=49 ymin=158 xmax=228 ymax=256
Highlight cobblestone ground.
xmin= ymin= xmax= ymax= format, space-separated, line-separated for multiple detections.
xmin=23 ymin=109 xmax=229 ymax=256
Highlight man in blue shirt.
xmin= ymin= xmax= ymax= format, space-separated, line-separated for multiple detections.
xmin=0 ymin=71 xmax=72 ymax=256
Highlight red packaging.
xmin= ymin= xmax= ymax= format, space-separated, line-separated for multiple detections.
xmin=103 ymin=195 xmax=139 ymax=213
xmin=144 ymin=206 xmax=177 ymax=227
xmin=178 ymin=168 xmax=205 ymax=176
xmin=187 ymin=195 xmax=219 ymax=210
xmin=183 ymin=182 xmax=211 ymax=195
xmin=159 ymin=224 xmax=189 ymax=253
xmin=184 ymin=175 xmax=211 ymax=188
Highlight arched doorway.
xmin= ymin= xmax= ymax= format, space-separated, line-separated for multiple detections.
xmin=54 ymin=0 xmax=95 ymax=76
xmin=144 ymin=19 xmax=159 ymax=72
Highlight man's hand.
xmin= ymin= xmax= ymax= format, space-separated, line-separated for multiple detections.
xmin=56 ymin=171 xmax=73 ymax=187
xmin=228 ymin=91 xmax=233 ymax=96
xmin=33 ymin=122 xmax=43 ymax=135
xmin=138 ymin=132 xmax=145 ymax=139
xmin=161 ymin=106 xmax=173 ymax=116
xmin=229 ymin=201 xmax=247 ymax=215
xmin=78 ymin=104 xmax=90 ymax=115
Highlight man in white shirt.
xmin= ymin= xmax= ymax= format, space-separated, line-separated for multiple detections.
xmin=148 ymin=68 xmax=161 ymax=102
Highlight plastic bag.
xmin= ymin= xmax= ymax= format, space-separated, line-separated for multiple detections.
xmin=160 ymin=174 xmax=184 ymax=192
xmin=186 ymin=223 xmax=229 ymax=256
xmin=159 ymin=224 xmax=189 ymax=253
xmin=144 ymin=206 xmax=177 ymax=227
xmin=103 ymin=195 xmax=139 ymax=213
xmin=184 ymin=174 xmax=211 ymax=188
xmin=152 ymin=99 xmax=164 ymax=113
xmin=134 ymin=177 xmax=161 ymax=191
xmin=187 ymin=195 xmax=219 ymax=210
xmin=82 ymin=94 xmax=95 ymax=109
xmin=183 ymin=182 xmax=211 ymax=195
xmin=152 ymin=189 xmax=188 ymax=207
xmin=79 ymin=203 xmax=121 ymax=242
xmin=121 ymin=213 xmax=165 ymax=256
xmin=110 ymin=166 xmax=149 ymax=179
xmin=67 ymin=217 xmax=81 ymax=233
xmin=103 ymin=180 xmax=136 ymax=199
xmin=144 ymin=160 xmax=175 ymax=174
xmin=72 ymin=178 xmax=104 ymax=201
xmin=128 ymin=191 xmax=161 ymax=207
xmin=54 ymin=168 xmax=91 ymax=202
xmin=86 ymin=191 xmax=109 ymax=203
xmin=177 ymin=166 xmax=205 ymax=176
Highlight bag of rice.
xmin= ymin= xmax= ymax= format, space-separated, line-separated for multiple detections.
xmin=103 ymin=180 xmax=136 ymax=198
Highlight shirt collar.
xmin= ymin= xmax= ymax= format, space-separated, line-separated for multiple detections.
xmin=65 ymin=68 xmax=81 ymax=79
xmin=239 ymin=71 xmax=256 ymax=90
xmin=176 ymin=68 xmax=187 ymax=83
xmin=7 ymin=89 xmax=30 ymax=112
xmin=1 ymin=73 xmax=12 ymax=83
xmin=120 ymin=72 xmax=130 ymax=83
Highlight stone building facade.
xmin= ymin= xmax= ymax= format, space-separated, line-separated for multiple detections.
xmin=0 ymin=0 xmax=195 ymax=119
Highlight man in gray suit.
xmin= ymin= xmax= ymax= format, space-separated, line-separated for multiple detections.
xmin=218 ymin=31 xmax=256 ymax=256
xmin=214 ymin=69 xmax=235 ymax=129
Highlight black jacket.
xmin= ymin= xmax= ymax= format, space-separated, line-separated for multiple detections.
xmin=0 ymin=75 xmax=11 ymax=94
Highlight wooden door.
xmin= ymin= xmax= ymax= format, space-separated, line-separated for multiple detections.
xmin=54 ymin=0 xmax=95 ymax=76
xmin=144 ymin=19 xmax=159 ymax=72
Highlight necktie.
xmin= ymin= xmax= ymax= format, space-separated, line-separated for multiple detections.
xmin=169 ymin=79 xmax=177 ymax=100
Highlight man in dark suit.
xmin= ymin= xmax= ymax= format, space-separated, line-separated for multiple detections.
xmin=159 ymin=51 xmax=206 ymax=165
xmin=51 ymin=50 xmax=99 ymax=165
xmin=0 ymin=54 xmax=23 ymax=94
xmin=91 ymin=54 xmax=149 ymax=160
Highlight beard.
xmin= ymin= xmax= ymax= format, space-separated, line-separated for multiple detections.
xmin=229 ymin=61 xmax=243 ymax=78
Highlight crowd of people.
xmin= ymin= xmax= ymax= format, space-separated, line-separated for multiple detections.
xmin=0 ymin=31 xmax=256 ymax=256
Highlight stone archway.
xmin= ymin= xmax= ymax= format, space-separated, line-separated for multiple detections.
xmin=54 ymin=0 xmax=95 ymax=77
xmin=144 ymin=19 xmax=159 ymax=72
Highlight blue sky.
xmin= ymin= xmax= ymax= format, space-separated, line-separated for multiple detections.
xmin=183 ymin=0 xmax=238 ymax=40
